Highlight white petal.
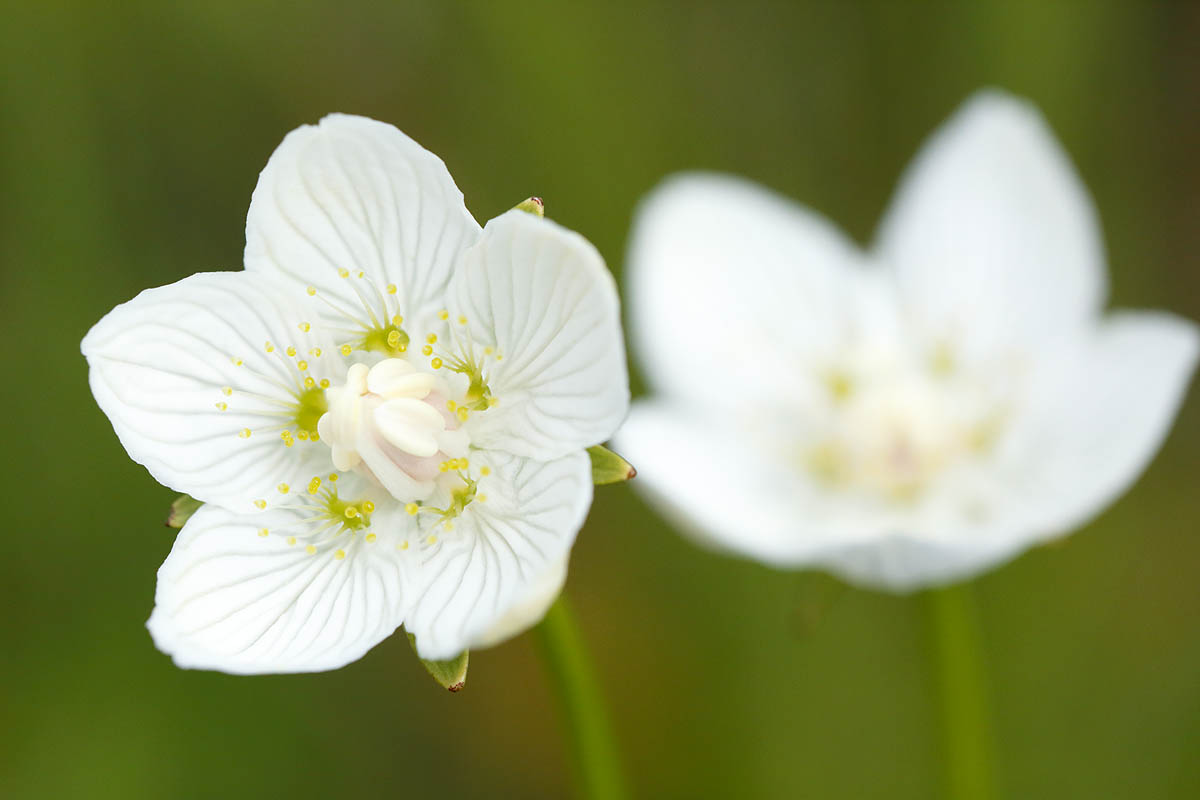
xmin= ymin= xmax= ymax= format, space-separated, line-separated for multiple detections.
xmin=244 ymin=114 xmax=481 ymax=333
xmin=373 ymin=398 xmax=445 ymax=456
xmin=626 ymin=173 xmax=865 ymax=412
xmin=147 ymin=496 xmax=411 ymax=674
xmin=616 ymin=403 xmax=1022 ymax=590
xmin=405 ymin=450 xmax=592 ymax=659
xmin=449 ymin=210 xmax=629 ymax=459
xmin=875 ymin=90 xmax=1106 ymax=361
xmin=978 ymin=311 xmax=1200 ymax=552
xmin=471 ymin=556 xmax=568 ymax=650
xmin=613 ymin=402 xmax=813 ymax=566
xmin=82 ymin=271 xmax=343 ymax=513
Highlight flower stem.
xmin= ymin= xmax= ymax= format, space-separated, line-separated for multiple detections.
xmin=533 ymin=595 xmax=628 ymax=800
xmin=924 ymin=582 xmax=996 ymax=800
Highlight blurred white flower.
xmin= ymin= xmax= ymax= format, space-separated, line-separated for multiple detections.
xmin=615 ymin=91 xmax=1198 ymax=590
xmin=82 ymin=115 xmax=627 ymax=671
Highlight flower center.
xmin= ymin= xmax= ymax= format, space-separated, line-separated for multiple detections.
xmin=316 ymin=358 xmax=470 ymax=502
xmin=802 ymin=346 xmax=1010 ymax=502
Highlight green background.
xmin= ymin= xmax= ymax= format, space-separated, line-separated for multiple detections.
xmin=3 ymin=1 xmax=1198 ymax=797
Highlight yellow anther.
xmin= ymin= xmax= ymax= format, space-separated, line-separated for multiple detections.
xmin=459 ymin=458 xmax=469 ymax=470
xmin=307 ymin=477 xmax=321 ymax=495
xmin=328 ymin=473 xmax=339 ymax=482
xmin=431 ymin=357 xmax=444 ymax=370
xmin=265 ymin=341 xmax=275 ymax=352
xmin=457 ymin=315 xmax=467 ymax=325
xmin=297 ymin=360 xmax=308 ymax=371
xmin=477 ymin=494 xmax=488 ymax=503
xmin=305 ymin=544 xmax=317 ymax=555
xmin=480 ymin=466 xmax=491 ymax=476
xmin=405 ymin=503 xmax=419 ymax=515
xmin=310 ymin=347 xmax=322 ymax=357
xmin=298 ymin=322 xmax=311 ymax=332
xmin=286 ymin=345 xmax=297 ymax=357
xmin=319 ymin=378 xmax=330 ymax=389
xmin=230 ymin=355 xmax=244 ymax=365
xmin=426 ymin=333 xmax=438 ymax=344
xmin=487 ymin=396 xmax=499 ymax=407
xmin=356 ymin=270 xmax=364 ymax=279
xmin=257 ymin=528 xmax=269 ymax=538
xmin=421 ymin=345 xmax=433 ymax=356
xmin=438 ymin=461 xmax=450 ymax=473
xmin=306 ymin=286 xmax=317 ymax=296
xmin=362 ymin=501 xmax=375 ymax=513
xmin=215 ymin=402 xmax=227 ymax=411
xmin=238 ymin=428 xmax=252 ymax=439
xmin=484 ymin=346 xmax=494 ymax=355
xmin=438 ymin=310 xmax=449 ymax=321
xmin=365 ymin=533 xmax=377 ymax=543
xmin=344 ymin=506 xmax=358 ymax=519
xmin=495 ymin=354 xmax=503 ymax=361
xmin=304 ymin=376 xmax=316 ymax=389
xmin=287 ymin=536 xmax=297 ymax=546
xmin=340 ymin=344 xmax=353 ymax=356
xmin=398 ymin=541 xmax=410 ymax=550
xmin=447 ymin=400 xmax=457 ymax=411
xmin=296 ymin=429 xmax=309 ymax=441
xmin=309 ymin=431 xmax=320 ymax=442
xmin=429 ymin=533 xmax=441 ymax=542
xmin=277 ymin=483 xmax=290 ymax=494
xmin=254 ymin=499 xmax=267 ymax=509
xmin=391 ymin=314 xmax=404 ymax=326
xmin=443 ymin=522 xmax=454 ymax=532
xmin=221 ymin=386 xmax=233 ymax=396
xmin=337 ymin=268 xmax=349 ymax=278
xmin=335 ymin=549 xmax=346 ymax=560
xmin=386 ymin=283 xmax=397 ymax=294
xmin=456 ymin=407 xmax=468 ymax=422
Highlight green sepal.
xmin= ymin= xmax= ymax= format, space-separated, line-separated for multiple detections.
xmin=166 ymin=494 xmax=203 ymax=529
xmin=587 ymin=445 xmax=636 ymax=485
xmin=513 ymin=196 xmax=545 ymax=217
xmin=407 ymin=632 xmax=469 ymax=692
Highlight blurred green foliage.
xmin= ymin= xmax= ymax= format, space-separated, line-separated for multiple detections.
xmin=2 ymin=1 xmax=1198 ymax=798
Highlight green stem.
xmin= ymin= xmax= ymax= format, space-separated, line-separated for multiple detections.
xmin=925 ymin=582 xmax=996 ymax=800
xmin=533 ymin=595 xmax=629 ymax=800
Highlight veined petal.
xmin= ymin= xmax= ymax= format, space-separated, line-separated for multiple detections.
xmin=405 ymin=450 xmax=592 ymax=660
xmin=876 ymin=90 xmax=1106 ymax=361
xmin=147 ymin=491 xmax=412 ymax=674
xmin=82 ymin=271 xmax=344 ymax=513
xmin=448 ymin=210 xmax=629 ymax=459
xmin=244 ymin=114 xmax=481 ymax=335
xmin=471 ymin=555 xmax=568 ymax=650
xmin=626 ymin=173 xmax=865 ymax=411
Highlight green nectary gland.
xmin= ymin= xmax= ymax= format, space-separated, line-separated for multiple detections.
xmin=462 ymin=374 xmax=492 ymax=411
xmin=324 ymin=493 xmax=372 ymax=531
xmin=294 ymin=386 xmax=328 ymax=433
xmin=360 ymin=323 xmax=411 ymax=356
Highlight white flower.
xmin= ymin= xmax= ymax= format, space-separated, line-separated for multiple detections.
xmin=82 ymin=114 xmax=628 ymax=671
xmin=614 ymin=91 xmax=1198 ymax=591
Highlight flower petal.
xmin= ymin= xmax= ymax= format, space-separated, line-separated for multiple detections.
xmin=404 ymin=450 xmax=592 ymax=659
xmin=244 ymin=114 xmax=481 ymax=334
xmin=449 ymin=210 xmax=628 ymax=459
xmin=875 ymin=90 xmax=1106 ymax=361
xmin=82 ymin=271 xmax=344 ymax=513
xmin=147 ymin=493 xmax=412 ymax=674
xmin=982 ymin=310 xmax=1200 ymax=550
xmin=626 ymin=173 xmax=866 ymax=412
